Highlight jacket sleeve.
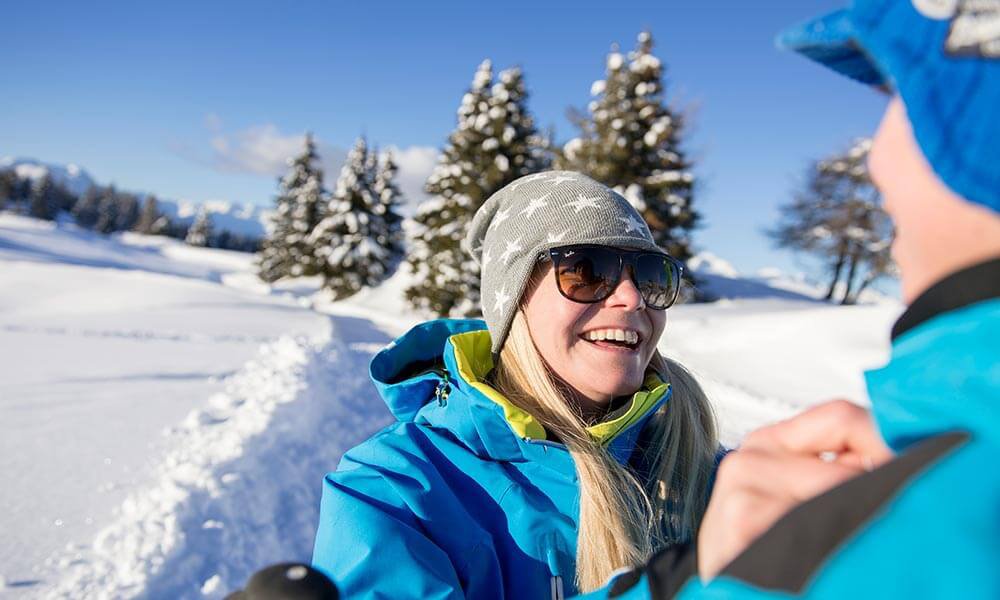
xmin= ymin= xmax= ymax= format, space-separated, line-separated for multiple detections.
xmin=311 ymin=460 xmax=468 ymax=600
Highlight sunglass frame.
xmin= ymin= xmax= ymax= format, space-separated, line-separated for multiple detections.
xmin=542 ymin=244 xmax=685 ymax=310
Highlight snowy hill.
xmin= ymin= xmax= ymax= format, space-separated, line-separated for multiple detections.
xmin=1 ymin=157 xmax=272 ymax=239
xmin=0 ymin=214 xmax=902 ymax=598
xmin=688 ymin=250 xmax=893 ymax=305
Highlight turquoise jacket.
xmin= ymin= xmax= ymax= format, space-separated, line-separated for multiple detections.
xmin=312 ymin=318 xmax=681 ymax=599
xmin=576 ymin=284 xmax=1000 ymax=598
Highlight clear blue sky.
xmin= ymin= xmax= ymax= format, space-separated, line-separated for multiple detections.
xmin=0 ymin=0 xmax=888 ymax=277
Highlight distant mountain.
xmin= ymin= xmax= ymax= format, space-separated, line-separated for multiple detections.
xmin=1 ymin=156 xmax=271 ymax=238
xmin=1 ymin=156 xmax=98 ymax=197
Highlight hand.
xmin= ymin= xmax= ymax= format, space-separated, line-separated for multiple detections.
xmin=697 ymin=399 xmax=893 ymax=581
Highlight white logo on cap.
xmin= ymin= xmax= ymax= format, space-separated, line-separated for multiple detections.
xmin=945 ymin=0 xmax=1000 ymax=58
xmin=912 ymin=0 xmax=960 ymax=20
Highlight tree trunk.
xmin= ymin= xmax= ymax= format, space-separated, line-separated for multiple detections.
xmin=825 ymin=249 xmax=847 ymax=301
xmin=841 ymin=251 xmax=860 ymax=305
xmin=851 ymin=272 xmax=877 ymax=304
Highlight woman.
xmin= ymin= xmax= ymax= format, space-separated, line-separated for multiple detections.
xmin=312 ymin=171 xmax=720 ymax=599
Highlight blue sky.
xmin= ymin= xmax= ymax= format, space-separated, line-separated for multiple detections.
xmin=1 ymin=0 xmax=889 ymax=278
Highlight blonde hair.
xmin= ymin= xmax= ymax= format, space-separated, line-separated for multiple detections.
xmin=487 ymin=271 xmax=718 ymax=592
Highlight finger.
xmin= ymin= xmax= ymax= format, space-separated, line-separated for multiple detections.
xmin=699 ymin=486 xmax=791 ymax=581
xmin=834 ymin=451 xmax=879 ymax=472
xmin=715 ymin=447 xmax=865 ymax=502
xmin=741 ymin=399 xmax=893 ymax=464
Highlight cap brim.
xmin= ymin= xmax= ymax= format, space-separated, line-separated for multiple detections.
xmin=777 ymin=10 xmax=888 ymax=86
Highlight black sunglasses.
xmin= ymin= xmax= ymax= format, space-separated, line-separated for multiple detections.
xmin=541 ymin=244 xmax=684 ymax=310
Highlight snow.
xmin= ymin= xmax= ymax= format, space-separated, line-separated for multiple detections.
xmin=687 ymin=251 xmax=740 ymax=279
xmin=0 ymin=212 xmax=903 ymax=598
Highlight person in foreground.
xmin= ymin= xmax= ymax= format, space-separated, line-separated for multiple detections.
xmin=312 ymin=171 xmax=723 ymax=598
xmin=572 ymin=1 xmax=1000 ymax=598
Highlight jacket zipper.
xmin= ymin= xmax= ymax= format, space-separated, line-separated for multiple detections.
xmin=544 ymin=537 xmax=567 ymax=600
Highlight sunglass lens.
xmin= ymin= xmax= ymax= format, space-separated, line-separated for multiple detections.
xmin=555 ymin=246 xmax=620 ymax=302
xmin=635 ymin=254 xmax=680 ymax=309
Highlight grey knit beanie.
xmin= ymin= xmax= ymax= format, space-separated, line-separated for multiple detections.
xmin=461 ymin=170 xmax=665 ymax=358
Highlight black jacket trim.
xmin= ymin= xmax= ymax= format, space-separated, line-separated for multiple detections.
xmin=609 ymin=541 xmax=698 ymax=599
xmin=892 ymin=258 xmax=1000 ymax=341
xmin=719 ymin=431 xmax=969 ymax=594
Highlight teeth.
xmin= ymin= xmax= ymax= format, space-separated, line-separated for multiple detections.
xmin=583 ymin=329 xmax=639 ymax=345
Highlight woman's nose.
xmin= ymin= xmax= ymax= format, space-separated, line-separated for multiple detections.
xmin=606 ymin=265 xmax=645 ymax=310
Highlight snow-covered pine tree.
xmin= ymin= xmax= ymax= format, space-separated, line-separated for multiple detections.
xmin=559 ymin=31 xmax=697 ymax=261
xmin=310 ymin=136 xmax=401 ymax=299
xmin=29 ymin=175 xmax=58 ymax=221
xmin=185 ymin=209 xmax=213 ymax=247
xmin=405 ymin=60 xmax=550 ymax=317
xmin=256 ymin=133 xmax=327 ymax=282
xmin=372 ymin=148 xmax=406 ymax=268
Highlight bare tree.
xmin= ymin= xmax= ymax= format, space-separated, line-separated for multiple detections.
xmin=769 ymin=139 xmax=895 ymax=304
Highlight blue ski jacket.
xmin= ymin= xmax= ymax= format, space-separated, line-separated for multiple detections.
xmin=312 ymin=317 xmax=689 ymax=599
xmin=575 ymin=266 xmax=1000 ymax=599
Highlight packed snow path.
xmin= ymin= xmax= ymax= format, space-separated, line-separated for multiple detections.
xmin=44 ymin=317 xmax=395 ymax=599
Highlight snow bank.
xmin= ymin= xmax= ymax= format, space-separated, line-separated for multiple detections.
xmin=46 ymin=322 xmax=393 ymax=599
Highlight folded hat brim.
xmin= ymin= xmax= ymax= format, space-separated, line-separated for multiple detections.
xmin=777 ymin=9 xmax=888 ymax=87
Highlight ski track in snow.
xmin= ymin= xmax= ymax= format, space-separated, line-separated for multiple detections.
xmin=40 ymin=315 xmax=395 ymax=600
xmin=1 ymin=324 xmax=278 ymax=346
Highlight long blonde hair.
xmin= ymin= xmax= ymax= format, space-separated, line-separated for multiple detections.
xmin=487 ymin=272 xmax=718 ymax=592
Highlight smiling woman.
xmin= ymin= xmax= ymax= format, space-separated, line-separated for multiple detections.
xmin=311 ymin=171 xmax=722 ymax=599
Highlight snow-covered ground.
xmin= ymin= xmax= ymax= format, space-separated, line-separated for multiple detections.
xmin=0 ymin=214 xmax=902 ymax=598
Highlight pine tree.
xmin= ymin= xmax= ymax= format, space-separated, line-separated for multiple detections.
xmin=769 ymin=138 xmax=894 ymax=304
xmin=310 ymin=136 xmax=403 ymax=299
xmin=73 ymin=186 xmax=103 ymax=229
xmin=559 ymin=31 xmax=697 ymax=261
xmin=114 ymin=193 xmax=140 ymax=232
xmin=256 ymin=133 xmax=327 ymax=282
xmin=372 ymin=149 xmax=406 ymax=265
xmin=0 ymin=170 xmax=17 ymax=211
xmin=405 ymin=60 xmax=550 ymax=316
xmin=94 ymin=186 xmax=119 ymax=234
xmin=134 ymin=195 xmax=167 ymax=235
xmin=29 ymin=175 xmax=58 ymax=221
xmin=185 ymin=209 xmax=213 ymax=247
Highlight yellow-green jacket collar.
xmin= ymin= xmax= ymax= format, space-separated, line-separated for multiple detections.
xmin=369 ymin=318 xmax=671 ymax=464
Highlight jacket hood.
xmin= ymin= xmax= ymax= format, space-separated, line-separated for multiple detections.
xmin=369 ymin=318 xmax=672 ymax=464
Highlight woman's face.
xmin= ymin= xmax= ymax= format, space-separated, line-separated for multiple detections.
xmin=521 ymin=258 xmax=667 ymax=409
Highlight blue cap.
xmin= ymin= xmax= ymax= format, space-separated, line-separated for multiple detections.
xmin=777 ymin=0 xmax=1000 ymax=214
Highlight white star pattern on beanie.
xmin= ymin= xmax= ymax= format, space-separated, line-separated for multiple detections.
xmin=510 ymin=173 xmax=548 ymax=191
xmin=547 ymin=228 xmax=570 ymax=243
xmin=567 ymin=194 xmax=602 ymax=213
xmin=489 ymin=207 xmax=511 ymax=231
xmin=499 ymin=238 xmax=523 ymax=265
xmin=619 ymin=214 xmax=646 ymax=234
xmin=519 ymin=194 xmax=549 ymax=219
xmin=481 ymin=246 xmax=493 ymax=268
xmin=550 ymin=174 xmax=577 ymax=186
xmin=493 ymin=284 xmax=511 ymax=313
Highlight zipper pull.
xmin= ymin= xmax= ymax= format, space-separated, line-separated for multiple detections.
xmin=433 ymin=375 xmax=450 ymax=407
xmin=549 ymin=575 xmax=565 ymax=600
xmin=543 ymin=534 xmax=567 ymax=600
